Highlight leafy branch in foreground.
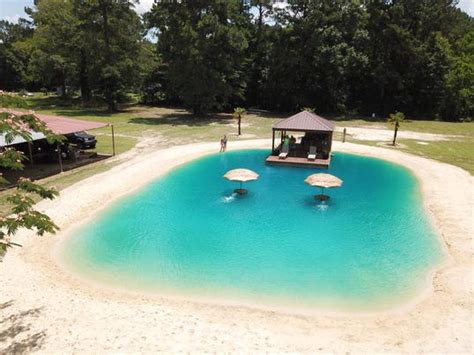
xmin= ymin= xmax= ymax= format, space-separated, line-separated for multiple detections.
xmin=0 ymin=111 xmax=62 ymax=254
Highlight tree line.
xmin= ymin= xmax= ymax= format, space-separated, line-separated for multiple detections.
xmin=1 ymin=0 xmax=472 ymax=120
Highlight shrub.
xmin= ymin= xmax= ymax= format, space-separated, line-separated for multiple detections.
xmin=0 ymin=95 xmax=28 ymax=108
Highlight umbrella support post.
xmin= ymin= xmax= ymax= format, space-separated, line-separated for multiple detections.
xmin=315 ymin=194 xmax=329 ymax=201
xmin=235 ymin=181 xmax=247 ymax=195
xmin=305 ymin=173 xmax=342 ymax=202
xmin=224 ymin=169 xmax=259 ymax=196
xmin=315 ymin=187 xmax=329 ymax=201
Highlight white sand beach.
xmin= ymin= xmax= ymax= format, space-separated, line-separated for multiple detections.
xmin=335 ymin=126 xmax=460 ymax=141
xmin=1 ymin=140 xmax=472 ymax=353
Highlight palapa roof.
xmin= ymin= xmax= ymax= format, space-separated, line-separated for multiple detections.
xmin=224 ymin=168 xmax=259 ymax=182
xmin=273 ymin=111 xmax=335 ymax=132
xmin=305 ymin=173 xmax=343 ymax=188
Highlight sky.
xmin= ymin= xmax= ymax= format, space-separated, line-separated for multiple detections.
xmin=0 ymin=0 xmax=154 ymax=22
xmin=1 ymin=0 xmax=473 ymax=23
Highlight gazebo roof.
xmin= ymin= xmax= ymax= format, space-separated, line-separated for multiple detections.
xmin=273 ymin=111 xmax=335 ymax=132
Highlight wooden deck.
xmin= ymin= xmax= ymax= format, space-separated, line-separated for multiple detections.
xmin=265 ymin=155 xmax=330 ymax=168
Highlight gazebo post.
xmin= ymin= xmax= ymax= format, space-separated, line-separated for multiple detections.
xmin=57 ymin=143 xmax=64 ymax=173
xmin=27 ymin=142 xmax=34 ymax=166
xmin=111 ymin=124 xmax=116 ymax=156
xmin=272 ymin=129 xmax=275 ymax=154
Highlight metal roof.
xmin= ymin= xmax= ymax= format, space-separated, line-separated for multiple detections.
xmin=273 ymin=111 xmax=335 ymax=132
xmin=0 ymin=131 xmax=46 ymax=147
xmin=1 ymin=109 xmax=108 ymax=147
xmin=36 ymin=113 xmax=107 ymax=134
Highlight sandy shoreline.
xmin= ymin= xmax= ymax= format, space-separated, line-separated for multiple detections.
xmin=1 ymin=140 xmax=472 ymax=353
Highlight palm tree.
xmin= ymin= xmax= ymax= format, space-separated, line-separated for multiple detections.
xmin=233 ymin=107 xmax=247 ymax=136
xmin=388 ymin=111 xmax=405 ymax=146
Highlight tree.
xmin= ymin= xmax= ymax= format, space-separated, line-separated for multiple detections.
xmin=445 ymin=30 xmax=474 ymax=120
xmin=233 ymin=107 xmax=247 ymax=135
xmin=27 ymin=0 xmax=78 ymax=98
xmin=138 ymin=41 xmax=164 ymax=105
xmin=263 ymin=0 xmax=369 ymax=112
xmin=2 ymin=0 xmax=472 ymax=121
xmin=388 ymin=111 xmax=405 ymax=146
xmin=85 ymin=0 xmax=142 ymax=110
xmin=0 ymin=19 xmax=34 ymax=91
xmin=0 ymin=112 xmax=61 ymax=253
xmin=245 ymin=0 xmax=273 ymax=107
xmin=148 ymin=0 xmax=250 ymax=115
xmin=361 ymin=0 xmax=473 ymax=119
xmin=26 ymin=0 xmax=143 ymax=108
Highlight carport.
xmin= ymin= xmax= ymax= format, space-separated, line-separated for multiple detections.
xmin=0 ymin=110 xmax=116 ymax=173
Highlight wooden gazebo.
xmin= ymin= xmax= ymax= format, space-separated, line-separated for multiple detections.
xmin=266 ymin=111 xmax=335 ymax=168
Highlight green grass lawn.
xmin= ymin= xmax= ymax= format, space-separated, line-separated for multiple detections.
xmin=1 ymin=94 xmax=472 ymax=216
xmin=0 ymin=159 xmax=119 ymax=217
xmin=397 ymin=139 xmax=474 ymax=173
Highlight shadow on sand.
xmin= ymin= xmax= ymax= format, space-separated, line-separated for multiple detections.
xmin=129 ymin=112 xmax=234 ymax=127
xmin=128 ymin=108 xmax=291 ymax=127
xmin=0 ymin=300 xmax=46 ymax=353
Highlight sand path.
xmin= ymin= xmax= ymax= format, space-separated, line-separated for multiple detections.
xmin=1 ymin=140 xmax=472 ymax=353
xmin=335 ymin=126 xmax=460 ymax=141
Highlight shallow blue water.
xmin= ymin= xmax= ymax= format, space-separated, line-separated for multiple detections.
xmin=63 ymin=150 xmax=443 ymax=311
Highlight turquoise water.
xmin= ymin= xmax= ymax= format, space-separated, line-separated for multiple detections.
xmin=62 ymin=150 xmax=443 ymax=311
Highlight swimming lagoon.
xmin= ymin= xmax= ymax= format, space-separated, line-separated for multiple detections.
xmin=62 ymin=150 xmax=443 ymax=311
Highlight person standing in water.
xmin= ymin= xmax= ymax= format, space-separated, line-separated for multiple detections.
xmin=222 ymin=135 xmax=228 ymax=152
xmin=220 ymin=135 xmax=228 ymax=152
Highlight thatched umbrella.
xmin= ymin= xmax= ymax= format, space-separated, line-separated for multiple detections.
xmin=224 ymin=168 xmax=259 ymax=194
xmin=304 ymin=173 xmax=343 ymax=201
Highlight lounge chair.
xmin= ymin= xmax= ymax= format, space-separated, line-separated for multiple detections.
xmin=307 ymin=146 xmax=317 ymax=160
xmin=279 ymin=144 xmax=289 ymax=159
